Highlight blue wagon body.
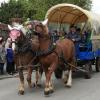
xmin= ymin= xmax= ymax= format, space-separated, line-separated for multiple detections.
xmin=94 ymin=49 xmax=100 ymax=57
xmin=76 ymin=42 xmax=95 ymax=61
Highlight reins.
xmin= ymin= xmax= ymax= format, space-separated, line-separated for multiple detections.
xmin=17 ymin=56 xmax=37 ymax=70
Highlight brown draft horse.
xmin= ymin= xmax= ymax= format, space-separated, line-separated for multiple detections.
xmin=7 ymin=25 xmax=40 ymax=95
xmin=33 ymin=19 xmax=76 ymax=95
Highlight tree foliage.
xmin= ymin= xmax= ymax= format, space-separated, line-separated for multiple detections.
xmin=0 ymin=0 xmax=92 ymax=23
xmin=0 ymin=0 xmax=36 ymax=23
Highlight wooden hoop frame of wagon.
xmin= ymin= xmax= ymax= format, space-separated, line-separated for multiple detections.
xmin=45 ymin=3 xmax=100 ymax=79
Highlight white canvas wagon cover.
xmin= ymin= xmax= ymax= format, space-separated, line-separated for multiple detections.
xmin=45 ymin=3 xmax=100 ymax=51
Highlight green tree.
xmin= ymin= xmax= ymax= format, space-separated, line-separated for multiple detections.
xmin=46 ymin=0 xmax=92 ymax=10
xmin=0 ymin=0 xmax=92 ymax=23
xmin=30 ymin=0 xmax=92 ymax=20
xmin=28 ymin=0 xmax=48 ymax=20
xmin=0 ymin=0 xmax=36 ymax=23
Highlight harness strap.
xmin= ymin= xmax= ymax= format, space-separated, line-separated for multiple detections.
xmin=54 ymin=50 xmax=88 ymax=73
xmin=17 ymin=56 xmax=37 ymax=70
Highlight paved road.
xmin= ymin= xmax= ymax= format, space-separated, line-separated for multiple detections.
xmin=0 ymin=71 xmax=100 ymax=100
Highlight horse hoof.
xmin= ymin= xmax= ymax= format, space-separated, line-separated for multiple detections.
xmin=33 ymin=83 xmax=42 ymax=88
xmin=44 ymin=90 xmax=50 ymax=96
xmin=49 ymin=89 xmax=54 ymax=94
xmin=65 ymin=85 xmax=71 ymax=88
xmin=31 ymin=83 xmax=37 ymax=88
xmin=84 ymin=74 xmax=91 ymax=79
xmin=18 ymin=90 xmax=24 ymax=95
xmin=37 ymin=84 xmax=42 ymax=88
xmin=32 ymin=83 xmax=36 ymax=87
xmin=65 ymin=84 xmax=72 ymax=88
xmin=28 ymin=84 xmax=33 ymax=88
xmin=64 ymin=81 xmax=67 ymax=84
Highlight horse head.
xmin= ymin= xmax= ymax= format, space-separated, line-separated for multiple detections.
xmin=34 ymin=19 xmax=49 ymax=36
xmin=8 ymin=23 xmax=40 ymax=54
xmin=8 ymin=24 xmax=26 ymax=51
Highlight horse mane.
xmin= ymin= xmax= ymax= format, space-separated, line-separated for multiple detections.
xmin=16 ymin=31 xmax=32 ymax=54
xmin=16 ymin=28 xmax=47 ymax=54
xmin=38 ymin=25 xmax=50 ymax=40
xmin=17 ymin=31 xmax=27 ymax=44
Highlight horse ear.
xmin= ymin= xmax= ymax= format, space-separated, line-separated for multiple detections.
xmin=8 ymin=25 xmax=13 ymax=30
xmin=14 ymin=24 xmax=23 ymax=31
xmin=42 ymin=19 xmax=48 ymax=26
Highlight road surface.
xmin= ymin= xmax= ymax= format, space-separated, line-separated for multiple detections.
xmin=0 ymin=71 xmax=100 ymax=100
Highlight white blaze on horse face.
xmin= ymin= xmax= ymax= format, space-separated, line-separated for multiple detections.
xmin=42 ymin=19 xmax=48 ymax=26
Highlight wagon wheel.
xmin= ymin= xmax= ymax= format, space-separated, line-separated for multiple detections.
xmin=84 ymin=61 xmax=92 ymax=79
xmin=95 ymin=57 xmax=100 ymax=72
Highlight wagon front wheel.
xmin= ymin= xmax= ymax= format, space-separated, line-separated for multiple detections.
xmin=84 ymin=61 xmax=92 ymax=79
xmin=95 ymin=57 xmax=100 ymax=72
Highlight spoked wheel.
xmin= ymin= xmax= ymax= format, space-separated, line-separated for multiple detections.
xmin=95 ymin=57 xmax=100 ymax=72
xmin=84 ymin=61 xmax=92 ymax=79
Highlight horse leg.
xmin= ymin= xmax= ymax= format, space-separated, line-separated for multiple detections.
xmin=18 ymin=68 xmax=24 ymax=95
xmin=44 ymin=63 xmax=56 ymax=95
xmin=66 ymin=59 xmax=75 ymax=87
xmin=35 ymin=67 xmax=43 ymax=87
xmin=66 ymin=69 xmax=72 ymax=87
xmin=63 ymin=70 xmax=69 ymax=85
xmin=44 ymin=70 xmax=50 ymax=95
xmin=48 ymin=79 xmax=54 ymax=93
xmin=27 ymin=67 xmax=33 ymax=88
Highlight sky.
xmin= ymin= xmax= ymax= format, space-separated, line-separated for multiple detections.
xmin=0 ymin=0 xmax=100 ymax=14
xmin=0 ymin=0 xmax=9 ymax=4
xmin=92 ymin=0 xmax=100 ymax=14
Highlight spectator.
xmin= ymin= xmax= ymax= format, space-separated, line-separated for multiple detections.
xmin=5 ymin=38 xmax=15 ymax=75
xmin=0 ymin=36 xmax=6 ymax=75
